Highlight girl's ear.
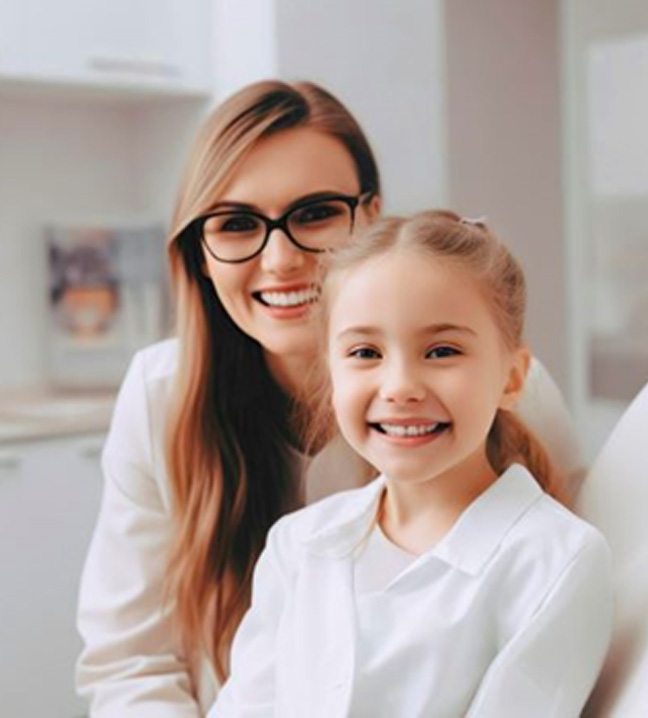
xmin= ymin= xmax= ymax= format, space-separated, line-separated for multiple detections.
xmin=499 ymin=345 xmax=531 ymax=411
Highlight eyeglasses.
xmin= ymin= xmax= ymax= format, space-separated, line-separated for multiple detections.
xmin=193 ymin=192 xmax=374 ymax=264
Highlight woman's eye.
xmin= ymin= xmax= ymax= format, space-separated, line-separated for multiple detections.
xmin=218 ymin=214 xmax=261 ymax=233
xmin=292 ymin=202 xmax=341 ymax=225
xmin=426 ymin=345 xmax=460 ymax=359
xmin=348 ymin=346 xmax=380 ymax=360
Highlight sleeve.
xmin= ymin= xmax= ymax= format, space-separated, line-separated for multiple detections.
xmin=466 ymin=533 xmax=614 ymax=718
xmin=517 ymin=357 xmax=585 ymax=502
xmin=207 ymin=521 xmax=289 ymax=718
xmin=76 ymin=350 xmax=201 ymax=718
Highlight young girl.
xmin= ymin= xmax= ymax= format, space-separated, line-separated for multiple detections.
xmin=209 ymin=211 xmax=613 ymax=717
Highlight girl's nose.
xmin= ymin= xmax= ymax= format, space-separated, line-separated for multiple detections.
xmin=260 ymin=228 xmax=306 ymax=275
xmin=379 ymin=360 xmax=427 ymax=404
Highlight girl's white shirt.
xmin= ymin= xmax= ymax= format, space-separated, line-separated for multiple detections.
xmin=76 ymin=338 xmax=585 ymax=717
xmin=211 ymin=465 xmax=613 ymax=718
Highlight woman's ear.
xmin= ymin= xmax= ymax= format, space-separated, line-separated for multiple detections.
xmin=366 ymin=193 xmax=382 ymax=221
xmin=499 ymin=345 xmax=531 ymax=411
xmin=200 ymin=247 xmax=213 ymax=280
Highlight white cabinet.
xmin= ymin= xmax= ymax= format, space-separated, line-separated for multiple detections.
xmin=562 ymin=0 xmax=648 ymax=459
xmin=0 ymin=433 xmax=105 ymax=718
xmin=0 ymin=0 xmax=29 ymax=76
xmin=0 ymin=0 xmax=212 ymax=95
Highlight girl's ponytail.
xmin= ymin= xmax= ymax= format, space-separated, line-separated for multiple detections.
xmin=487 ymin=410 xmax=567 ymax=505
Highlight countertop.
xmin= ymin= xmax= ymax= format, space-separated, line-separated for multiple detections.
xmin=0 ymin=387 xmax=116 ymax=444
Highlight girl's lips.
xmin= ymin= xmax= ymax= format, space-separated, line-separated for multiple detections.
xmin=368 ymin=420 xmax=451 ymax=446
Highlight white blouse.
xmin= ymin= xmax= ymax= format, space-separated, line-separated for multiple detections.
xmin=76 ymin=340 xmax=586 ymax=717
xmin=210 ymin=465 xmax=613 ymax=718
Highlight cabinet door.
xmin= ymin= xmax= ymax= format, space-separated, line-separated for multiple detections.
xmin=0 ymin=434 xmax=105 ymax=718
xmin=85 ymin=0 xmax=210 ymax=89
xmin=23 ymin=0 xmax=211 ymax=93
xmin=0 ymin=0 xmax=30 ymax=76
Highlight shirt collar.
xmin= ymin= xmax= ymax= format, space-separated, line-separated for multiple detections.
xmin=302 ymin=464 xmax=543 ymax=575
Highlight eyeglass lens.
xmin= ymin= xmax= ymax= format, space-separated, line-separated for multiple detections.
xmin=202 ymin=198 xmax=354 ymax=262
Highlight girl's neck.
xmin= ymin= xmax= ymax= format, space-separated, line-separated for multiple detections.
xmin=379 ymin=449 xmax=497 ymax=555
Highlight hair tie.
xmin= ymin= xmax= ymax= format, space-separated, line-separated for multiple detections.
xmin=460 ymin=215 xmax=487 ymax=230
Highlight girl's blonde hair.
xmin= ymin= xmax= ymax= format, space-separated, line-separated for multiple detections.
xmin=165 ymin=80 xmax=380 ymax=681
xmin=306 ymin=210 xmax=563 ymax=501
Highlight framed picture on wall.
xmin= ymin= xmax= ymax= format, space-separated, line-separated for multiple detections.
xmin=47 ymin=220 xmax=167 ymax=388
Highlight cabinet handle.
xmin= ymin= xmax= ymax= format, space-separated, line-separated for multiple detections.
xmin=0 ymin=455 xmax=21 ymax=471
xmin=80 ymin=445 xmax=103 ymax=461
xmin=88 ymin=57 xmax=182 ymax=78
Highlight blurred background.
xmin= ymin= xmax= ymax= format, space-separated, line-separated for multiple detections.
xmin=0 ymin=0 xmax=646 ymax=715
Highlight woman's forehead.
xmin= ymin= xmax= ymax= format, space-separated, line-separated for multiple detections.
xmin=218 ymin=127 xmax=360 ymax=213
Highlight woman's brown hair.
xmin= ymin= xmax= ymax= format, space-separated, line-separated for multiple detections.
xmin=164 ymin=80 xmax=380 ymax=681
xmin=307 ymin=210 xmax=563 ymax=501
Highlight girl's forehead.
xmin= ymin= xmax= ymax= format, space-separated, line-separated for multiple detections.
xmin=329 ymin=250 xmax=475 ymax=303
xmin=326 ymin=250 xmax=493 ymax=337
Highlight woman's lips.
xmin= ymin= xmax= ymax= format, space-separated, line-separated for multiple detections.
xmin=252 ymin=284 xmax=320 ymax=319
xmin=254 ymin=285 xmax=320 ymax=308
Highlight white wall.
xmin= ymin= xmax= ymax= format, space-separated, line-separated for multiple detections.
xmin=275 ymin=0 xmax=448 ymax=213
xmin=1 ymin=1 xmax=571 ymax=395
xmin=445 ymin=0 xmax=567 ymax=388
xmin=130 ymin=99 xmax=210 ymax=218
xmin=211 ymin=0 xmax=278 ymax=102
xmin=0 ymin=95 xmax=140 ymax=388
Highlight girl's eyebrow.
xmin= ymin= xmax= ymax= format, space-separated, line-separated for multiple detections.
xmin=335 ymin=323 xmax=477 ymax=341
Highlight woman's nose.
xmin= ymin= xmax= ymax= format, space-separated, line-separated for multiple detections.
xmin=379 ymin=360 xmax=427 ymax=404
xmin=260 ymin=228 xmax=306 ymax=274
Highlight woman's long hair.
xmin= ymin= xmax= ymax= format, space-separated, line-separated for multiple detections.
xmin=306 ymin=210 xmax=564 ymax=503
xmin=165 ymin=80 xmax=380 ymax=681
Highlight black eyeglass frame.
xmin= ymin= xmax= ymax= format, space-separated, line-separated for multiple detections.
xmin=193 ymin=191 xmax=375 ymax=264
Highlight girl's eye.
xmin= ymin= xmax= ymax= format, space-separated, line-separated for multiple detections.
xmin=348 ymin=346 xmax=381 ymax=360
xmin=426 ymin=345 xmax=460 ymax=359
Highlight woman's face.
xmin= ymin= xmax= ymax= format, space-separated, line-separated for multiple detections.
xmin=202 ymin=126 xmax=379 ymax=388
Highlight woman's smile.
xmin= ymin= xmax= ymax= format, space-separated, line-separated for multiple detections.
xmin=252 ymin=282 xmax=321 ymax=318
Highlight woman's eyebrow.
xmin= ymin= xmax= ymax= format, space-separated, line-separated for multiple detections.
xmin=208 ymin=200 xmax=258 ymax=212
xmin=209 ymin=190 xmax=354 ymax=215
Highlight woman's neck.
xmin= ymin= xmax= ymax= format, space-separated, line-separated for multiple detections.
xmin=264 ymin=349 xmax=316 ymax=399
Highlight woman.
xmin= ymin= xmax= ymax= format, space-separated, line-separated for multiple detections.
xmin=76 ymin=80 xmax=582 ymax=717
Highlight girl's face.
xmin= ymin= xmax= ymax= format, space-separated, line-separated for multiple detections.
xmin=327 ymin=249 xmax=528 ymax=488
xmin=202 ymin=126 xmax=379 ymax=388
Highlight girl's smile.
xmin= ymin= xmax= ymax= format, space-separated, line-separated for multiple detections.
xmin=368 ymin=418 xmax=451 ymax=445
xmin=327 ymin=248 xmax=528 ymax=501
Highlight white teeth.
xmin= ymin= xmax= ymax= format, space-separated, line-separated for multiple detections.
xmin=379 ymin=423 xmax=441 ymax=437
xmin=260 ymin=287 xmax=319 ymax=307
